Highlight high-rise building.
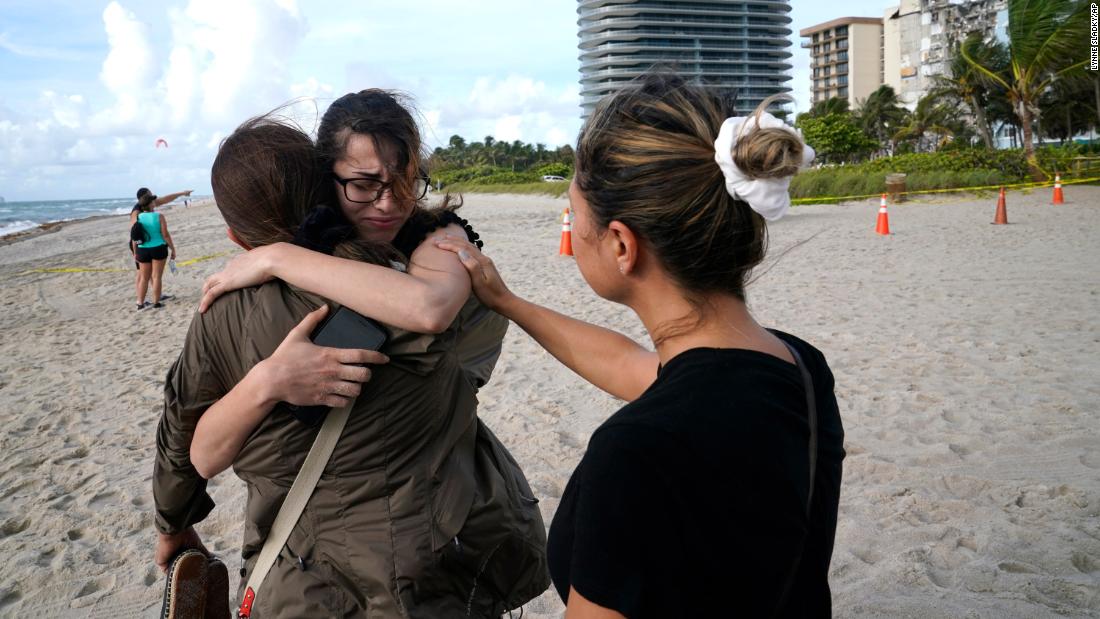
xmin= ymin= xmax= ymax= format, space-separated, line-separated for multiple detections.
xmin=884 ymin=0 xmax=1007 ymax=109
xmin=577 ymin=1 xmax=794 ymax=118
xmin=799 ymin=17 xmax=884 ymax=109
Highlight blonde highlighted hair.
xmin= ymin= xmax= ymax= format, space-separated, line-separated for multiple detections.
xmin=575 ymin=71 xmax=802 ymax=302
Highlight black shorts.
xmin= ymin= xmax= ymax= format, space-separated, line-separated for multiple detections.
xmin=135 ymin=244 xmax=168 ymax=263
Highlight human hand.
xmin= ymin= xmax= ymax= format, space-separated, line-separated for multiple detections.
xmin=432 ymin=234 xmax=516 ymax=313
xmin=200 ymin=244 xmax=280 ymax=312
xmin=155 ymin=526 xmax=208 ymax=573
xmin=170 ymin=249 xmax=177 ymax=260
xmin=259 ymin=305 xmax=390 ymax=409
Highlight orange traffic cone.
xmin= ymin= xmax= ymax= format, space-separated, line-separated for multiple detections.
xmin=875 ymin=194 xmax=891 ymax=235
xmin=558 ymin=207 xmax=573 ymax=256
xmin=992 ymin=187 xmax=1008 ymax=225
xmin=1052 ymin=173 xmax=1064 ymax=205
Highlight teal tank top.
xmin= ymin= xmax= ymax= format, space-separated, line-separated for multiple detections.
xmin=137 ymin=212 xmax=166 ymax=248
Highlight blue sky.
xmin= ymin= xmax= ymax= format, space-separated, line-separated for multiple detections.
xmin=0 ymin=0 xmax=885 ymax=201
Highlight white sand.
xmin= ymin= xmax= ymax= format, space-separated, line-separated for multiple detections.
xmin=0 ymin=189 xmax=1097 ymax=617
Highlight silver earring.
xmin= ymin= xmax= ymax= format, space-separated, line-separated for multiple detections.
xmin=618 ymin=265 xmax=624 ymax=274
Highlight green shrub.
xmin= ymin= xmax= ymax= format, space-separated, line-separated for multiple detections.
xmin=447 ymin=182 xmax=570 ymax=197
xmin=464 ymin=170 xmax=540 ymax=185
xmin=789 ymin=164 xmax=1017 ymax=201
xmin=534 ymin=162 xmax=573 ymax=178
xmin=434 ymin=166 xmax=497 ymax=186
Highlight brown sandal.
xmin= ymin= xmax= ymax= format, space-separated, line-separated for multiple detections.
xmin=160 ymin=550 xmax=231 ymax=619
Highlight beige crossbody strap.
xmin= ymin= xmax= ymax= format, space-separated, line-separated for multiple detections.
xmin=236 ymin=402 xmax=354 ymax=618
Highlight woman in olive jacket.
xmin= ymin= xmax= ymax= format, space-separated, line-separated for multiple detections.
xmin=152 ymin=111 xmax=547 ymax=617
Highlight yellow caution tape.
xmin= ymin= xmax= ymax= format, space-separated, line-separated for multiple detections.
xmin=176 ymin=251 xmax=234 ymax=266
xmin=30 ymin=267 xmax=127 ymax=273
xmin=791 ymin=175 xmax=1100 ymax=205
xmin=12 ymin=251 xmax=234 ymax=277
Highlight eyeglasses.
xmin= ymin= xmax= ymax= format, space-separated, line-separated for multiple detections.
xmin=334 ymin=175 xmax=430 ymax=204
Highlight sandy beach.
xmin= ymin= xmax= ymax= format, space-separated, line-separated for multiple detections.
xmin=0 ymin=189 xmax=1097 ymax=617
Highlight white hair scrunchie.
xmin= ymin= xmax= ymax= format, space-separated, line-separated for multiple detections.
xmin=713 ymin=112 xmax=815 ymax=221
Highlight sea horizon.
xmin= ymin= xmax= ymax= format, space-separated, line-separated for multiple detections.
xmin=0 ymin=196 xmax=206 ymax=238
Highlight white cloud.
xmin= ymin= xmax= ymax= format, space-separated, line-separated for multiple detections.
xmin=430 ymin=76 xmax=580 ymax=148
xmin=64 ymin=139 xmax=98 ymax=163
xmin=98 ymin=2 xmax=158 ymax=127
xmin=493 ymin=115 xmax=523 ymax=142
xmin=0 ymin=0 xmax=587 ymax=199
xmin=545 ymin=127 xmax=569 ymax=146
xmin=290 ymin=77 xmax=333 ymax=98
xmin=0 ymin=32 xmax=90 ymax=61
xmin=0 ymin=0 xmax=317 ymax=199
xmin=41 ymin=91 xmax=86 ymax=129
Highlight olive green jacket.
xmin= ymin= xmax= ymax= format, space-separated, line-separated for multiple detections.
xmin=152 ymin=282 xmax=548 ymax=617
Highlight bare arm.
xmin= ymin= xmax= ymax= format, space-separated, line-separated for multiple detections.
xmin=495 ymin=293 xmax=657 ymax=401
xmin=191 ymin=362 xmax=278 ymax=479
xmin=160 ymin=215 xmax=176 ymax=259
xmin=436 ymin=236 xmax=657 ymax=401
xmin=154 ymin=190 xmax=192 ymax=207
xmin=565 ymin=587 xmax=627 ymax=619
xmin=201 ymin=223 xmax=472 ymax=334
xmin=190 ymin=306 xmax=389 ymax=479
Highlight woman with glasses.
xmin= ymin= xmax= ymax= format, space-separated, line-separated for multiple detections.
xmin=154 ymin=93 xmax=547 ymax=615
xmin=196 ymin=90 xmax=506 ymax=390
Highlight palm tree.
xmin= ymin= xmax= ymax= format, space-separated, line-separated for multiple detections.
xmin=961 ymin=0 xmax=1090 ymax=176
xmin=1040 ymin=78 xmax=1098 ymax=143
xmin=856 ymin=85 xmax=908 ymax=154
xmin=447 ymin=135 xmax=467 ymax=166
xmin=893 ymin=93 xmax=954 ymax=152
xmin=934 ymin=34 xmax=1008 ymax=149
xmin=807 ymin=97 xmax=850 ymax=118
xmin=483 ymin=136 xmax=497 ymax=166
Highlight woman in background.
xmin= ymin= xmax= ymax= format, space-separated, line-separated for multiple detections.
xmin=131 ymin=193 xmax=177 ymax=309
xmin=128 ymin=187 xmax=190 ymax=303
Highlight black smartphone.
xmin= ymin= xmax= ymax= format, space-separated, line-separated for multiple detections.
xmin=282 ymin=306 xmax=389 ymax=426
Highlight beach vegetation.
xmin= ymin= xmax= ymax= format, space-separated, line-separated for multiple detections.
xmin=429 ymin=136 xmax=575 ymax=194
xmin=854 ymin=86 xmax=908 ymax=155
xmin=794 ymin=112 xmax=878 ymax=163
xmin=959 ymin=0 xmax=1091 ymax=178
xmin=932 ymin=34 xmax=1008 ymax=149
xmin=788 ymin=142 xmax=1098 ymax=200
xmin=444 ymin=181 xmax=571 ymax=197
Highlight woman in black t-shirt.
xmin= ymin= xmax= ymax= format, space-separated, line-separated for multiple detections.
xmin=437 ymin=70 xmax=844 ymax=617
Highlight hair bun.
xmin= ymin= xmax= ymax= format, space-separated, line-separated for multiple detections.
xmin=732 ymin=126 xmax=804 ymax=180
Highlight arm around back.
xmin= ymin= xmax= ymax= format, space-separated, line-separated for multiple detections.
xmin=202 ymin=224 xmax=471 ymax=334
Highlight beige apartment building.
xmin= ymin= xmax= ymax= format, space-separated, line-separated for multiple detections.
xmin=800 ymin=17 xmax=884 ymax=108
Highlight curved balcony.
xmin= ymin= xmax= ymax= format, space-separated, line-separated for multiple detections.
xmin=579 ymin=28 xmax=791 ymax=51
xmin=580 ymin=16 xmax=790 ymax=38
xmin=577 ymin=0 xmax=794 ymax=118
xmin=578 ymin=0 xmax=791 ymax=14
xmin=580 ymin=54 xmax=793 ymax=72
xmin=579 ymin=4 xmax=791 ymax=24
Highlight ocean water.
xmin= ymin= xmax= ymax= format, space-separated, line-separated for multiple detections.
xmin=0 ymin=197 xmax=140 ymax=237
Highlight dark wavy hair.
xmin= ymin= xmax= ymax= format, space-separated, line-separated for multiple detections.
xmin=211 ymin=113 xmax=401 ymax=266
xmin=318 ymin=89 xmax=462 ymax=256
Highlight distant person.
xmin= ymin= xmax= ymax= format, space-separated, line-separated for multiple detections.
xmin=129 ymin=187 xmax=191 ymax=303
xmin=130 ymin=187 xmax=193 ymax=219
xmin=435 ymin=71 xmax=844 ymax=617
xmin=132 ymin=193 xmax=177 ymax=309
